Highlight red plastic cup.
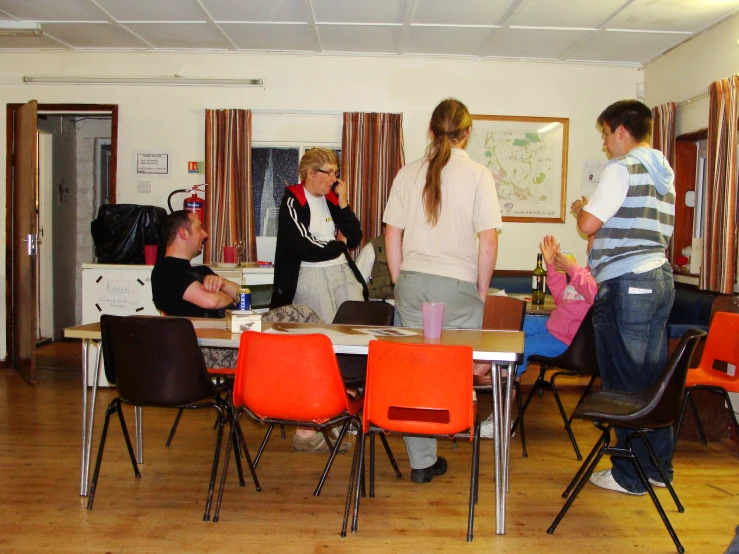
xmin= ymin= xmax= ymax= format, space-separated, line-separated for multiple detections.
xmin=223 ymin=245 xmax=236 ymax=264
xmin=421 ymin=302 xmax=445 ymax=339
xmin=144 ymin=244 xmax=158 ymax=265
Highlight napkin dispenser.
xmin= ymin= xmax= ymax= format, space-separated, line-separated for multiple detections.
xmin=226 ymin=310 xmax=262 ymax=333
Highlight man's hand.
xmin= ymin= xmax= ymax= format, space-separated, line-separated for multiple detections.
xmin=202 ymin=274 xmax=224 ymax=294
xmin=539 ymin=235 xmax=560 ymax=265
xmin=570 ymin=196 xmax=588 ymax=217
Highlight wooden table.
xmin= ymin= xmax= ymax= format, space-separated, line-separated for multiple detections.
xmin=507 ymin=293 xmax=557 ymax=315
xmin=65 ymin=319 xmax=523 ymax=534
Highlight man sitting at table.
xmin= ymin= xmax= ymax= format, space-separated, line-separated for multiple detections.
xmin=152 ymin=210 xmax=240 ymax=317
xmin=151 ymin=210 xmax=240 ymax=368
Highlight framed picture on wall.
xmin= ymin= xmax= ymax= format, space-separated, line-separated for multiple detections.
xmin=468 ymin=115 xmax=569 ymax=223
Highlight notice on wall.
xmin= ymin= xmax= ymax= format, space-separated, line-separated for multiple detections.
xmin=134 ymin=151 xmax=170 ymax=176
xmin=581 ymin=158 xmax=608 ymax=200
xmin=93 ymin=276 xmax=147 ymax=313
xmin=188 ymin=161 xmax=205 ymax=174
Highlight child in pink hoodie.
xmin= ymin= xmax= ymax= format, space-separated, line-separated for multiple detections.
xmin=517 ymin=234 xmax=597 ymax=376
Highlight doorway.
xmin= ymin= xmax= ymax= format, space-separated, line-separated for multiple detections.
xmin=5 ymin=103 xmax=118 ymax=383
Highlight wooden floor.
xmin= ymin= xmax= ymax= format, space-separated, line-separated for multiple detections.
xmin=1 ymin=343 xmax=738 ymax=553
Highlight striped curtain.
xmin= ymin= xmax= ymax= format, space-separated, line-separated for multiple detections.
xmin=342 ymin=113 xmax=405 ymax=248
xmin=652 ymin=102 xmax=676 ymax=168
xmin=204 ymin=109 xmax=255 ymax=264
xmin=700 ymin=76 xmax=739 ymax=293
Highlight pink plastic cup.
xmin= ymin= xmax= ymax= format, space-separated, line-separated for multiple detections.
xmin=223 ymin=245 xmax=236 ymax=264
xmin=144 ymin=244 xmax=157 ymax=265
xmin=421 ymin=302 xmax=445 ymax=339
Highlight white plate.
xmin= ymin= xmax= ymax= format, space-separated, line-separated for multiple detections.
xmin=216 ymin=263 xmax=238 ymax=268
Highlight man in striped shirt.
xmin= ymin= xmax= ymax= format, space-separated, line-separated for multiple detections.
xmin=571 ymin=99 xmax=676 ymax=496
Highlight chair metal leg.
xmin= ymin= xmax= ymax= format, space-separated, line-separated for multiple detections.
xmin=467 ymin=419 xmax=481 ymax=542
xmin=280 ymin=424 xmax=286 ymax=440
xmin=86 ymin=402 xmax=116 ymax=510
xmin=342 ymin=425 xmax=363 ymax=537
xmin=563 ymin=425 xmax=609 ymax=499
xmin=369 ymin=432 xmax=375 ymax=498
xmin=165 ymin=408 xmax=184 ymax=447
xmin=623 ymin=436 xmax=685 ymax=554
xmin=641 ymin=435 xmax=683 ymax=512
xmin=117 ymin=404 xmax=140 ymax=478
xmin=671 ymin=390 xmax=692 ymax=461
xmin=379 ymin=433 xmax=402 ymax=478
xmin=551 ymin=373 xmax=582 ymax=460
xmin=351 ymin=426 xmax=367 ymax=534
xmin=314 ymin=421 xmax=350 ymax=496
xmin=514 ymin=381 xmax=527 ymax=458
xmin=253 ymin=424 xmax=275 ymax=468
xmin=512 ymin=367 xmax=546 ymax=433
xmin=230 ymin=424 xmax=246 ymax=487
xmin=687 ymin=390 xmax=707 ymax=445
xmin=203 ymin=407 xmax=226 ymax=522
xmin=547 ymin=438 xmax=607 ymax=535
xmin=235 ymin=419 xmax=261 ymax=492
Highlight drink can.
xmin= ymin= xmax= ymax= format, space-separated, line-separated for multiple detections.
xmin=238 ymin=288 xmax=251 ymax=310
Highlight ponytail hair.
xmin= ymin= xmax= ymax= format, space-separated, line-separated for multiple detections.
xmin=423 ymin=99 xmax=472 ymax=226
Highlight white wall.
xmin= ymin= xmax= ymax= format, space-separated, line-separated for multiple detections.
xmin=645 ymin=12 xmax=739 ymax=135
xmin=0 ymin=51 xmax=641 ymax=359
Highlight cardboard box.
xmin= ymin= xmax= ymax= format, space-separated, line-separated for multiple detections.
xmin=226 ymin=310 xmax=262 ymax=333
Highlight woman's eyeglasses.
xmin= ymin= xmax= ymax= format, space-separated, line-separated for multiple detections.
xmin=315 ymin=168 xmax=339 ymax=179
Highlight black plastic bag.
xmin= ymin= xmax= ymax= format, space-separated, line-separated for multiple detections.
xmin=91 ymin=204 xmax=167 ymax=264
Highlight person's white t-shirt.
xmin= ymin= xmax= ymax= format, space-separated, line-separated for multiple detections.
xmin=302 ymin=188 xmax=345 ymax=268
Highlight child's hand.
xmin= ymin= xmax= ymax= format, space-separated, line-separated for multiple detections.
xmin=539 ymin=235 xmax=560 ymax=265
xmin=554 ymin=252 xmax=577 ymax=273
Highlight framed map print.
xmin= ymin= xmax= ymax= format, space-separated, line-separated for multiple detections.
xmin=468 ymin=115 xmax=569 ymax=223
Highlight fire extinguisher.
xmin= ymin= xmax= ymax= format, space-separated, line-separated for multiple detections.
xmin=168 ymin=184 xmax=207 ymax=224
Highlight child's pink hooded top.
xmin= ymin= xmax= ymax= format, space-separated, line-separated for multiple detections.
xmin=545 ymin=261 xmax=597 ymax=346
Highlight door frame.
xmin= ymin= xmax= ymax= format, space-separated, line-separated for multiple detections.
xmin=4 ymin=103 xmax=118 ymax=372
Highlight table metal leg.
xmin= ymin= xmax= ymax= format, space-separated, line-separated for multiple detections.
xmin=83 ymin=343 xmax=102 ymax=497
xmin=491 ymin=362 xmax=503 ymax=534
xmin=134 ymin=407 xmax=144 ymax=464
xmin=80 ymin=340 xmax=89 ymax=496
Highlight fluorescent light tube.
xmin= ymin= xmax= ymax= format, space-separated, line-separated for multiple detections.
xmin=23 ymin=76 xmax=264 ymax=87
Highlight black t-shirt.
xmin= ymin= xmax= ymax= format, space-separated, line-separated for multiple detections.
xmin=151 ymin=256 xmax=227 ymax=318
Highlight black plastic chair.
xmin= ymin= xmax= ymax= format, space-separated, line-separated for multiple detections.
xmin=332 ymin=300 xmax=395 ymax=388
xmin=547 ymin=328 xmax=706 ymax=554
xmin=87 ymin=315 xmax=259 ymax=521
xmin=513 ymin=306 xmax=599 ymax=460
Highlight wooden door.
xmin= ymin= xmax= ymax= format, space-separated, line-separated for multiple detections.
xmin=11 ymin=100 xmax=39 ymax=383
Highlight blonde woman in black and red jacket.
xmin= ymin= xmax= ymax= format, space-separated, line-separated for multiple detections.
xmin=270 ymin=148 xmax=368 ymax=324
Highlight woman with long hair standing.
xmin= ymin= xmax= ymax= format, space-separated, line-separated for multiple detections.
xmin=383 ymin=98 xmax=502 ymax=483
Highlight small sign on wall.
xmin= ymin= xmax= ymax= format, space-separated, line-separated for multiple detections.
xmin=188 ymin=161 xmax=205 ymax=174
xmin=134 ymin=151 xmax=170 ymax=176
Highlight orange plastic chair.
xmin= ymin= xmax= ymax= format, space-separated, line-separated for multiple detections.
xmin=213 ymin=331 xmax=363 ymax=531
xmin=672 ymin=311 xmax=739 ymax=459
xmin=348 ymin=341 xmax=480 ymax=541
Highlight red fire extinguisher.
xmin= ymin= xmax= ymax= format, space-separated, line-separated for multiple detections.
xmin=168 ymin=184 xmax=207 ymax=224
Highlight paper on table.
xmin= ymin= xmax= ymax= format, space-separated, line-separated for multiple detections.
xmin=354 ymin=328 xmax=418 ymax=337
xmin=190 ymin=318 xmax=228 ymax=329
xmin=264 ymin=326 xmax=376 ymax=346
xmin=487 ymin=288 xmax=508 ymax=296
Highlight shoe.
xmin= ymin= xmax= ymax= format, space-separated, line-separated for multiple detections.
xmin=410 ymin=457 xmax=448 ymax=483
xmin=589 ymin=468 xmax=646 ymax=496
xmin=479 ymin=414 xmax=516 ymax=440
xmin=292 ymin=432 xmax=351 ymax=454
xmin=648 ymin=477 xmax=671 ymax=488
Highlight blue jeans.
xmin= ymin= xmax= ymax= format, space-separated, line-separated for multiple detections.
xmin=520 ymin=316 xmax=567 ymax=376
xmin=593 ymin=263 xmax=674 ymax=493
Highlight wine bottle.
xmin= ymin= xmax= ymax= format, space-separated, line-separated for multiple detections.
xmin=532 ymin=253 xmax=546 ymax=306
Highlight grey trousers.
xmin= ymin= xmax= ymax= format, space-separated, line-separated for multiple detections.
xmin=394 ymin=271 xmax=483 ymax=469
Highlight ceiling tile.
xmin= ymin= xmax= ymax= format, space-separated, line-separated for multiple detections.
xmin=41 ymin=23 xmax=149 ymax=48
xmin=220 ymin=23 xmax=317 ymax=51
xmin=404 ymin=26 xmax=495 ymax=55
xmin=125 ymin=23 xmax=231 ymax=49
xmin=199 ymin=0 xmax=309 ymax=22
xmin=565 ymin=30 xmax=687 ymax=64
xmin=507 ymin=0 xmax=628 ymax=28
xmin=412 ymin=0 xmax=511 ymax=26
xmin=0 ymin=35 xmax=65 ymax=48
xmin=312 ymin=0 xmax=405 ymax=24
xmin=0 ymin=0 xmax=108 ymax=21
xmin=318 ymin=24 xmax=402 ymax=53
xmin=481 ymin=28 xmax=593 ymax=59
xmin=609 ymin=0 xmax=739 ymax=32
xmin=94 ymin=0 xmax=208 ymax=22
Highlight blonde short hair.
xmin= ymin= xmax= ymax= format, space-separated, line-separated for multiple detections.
xmin=298 ymin=148 xmax=340 ymax=181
